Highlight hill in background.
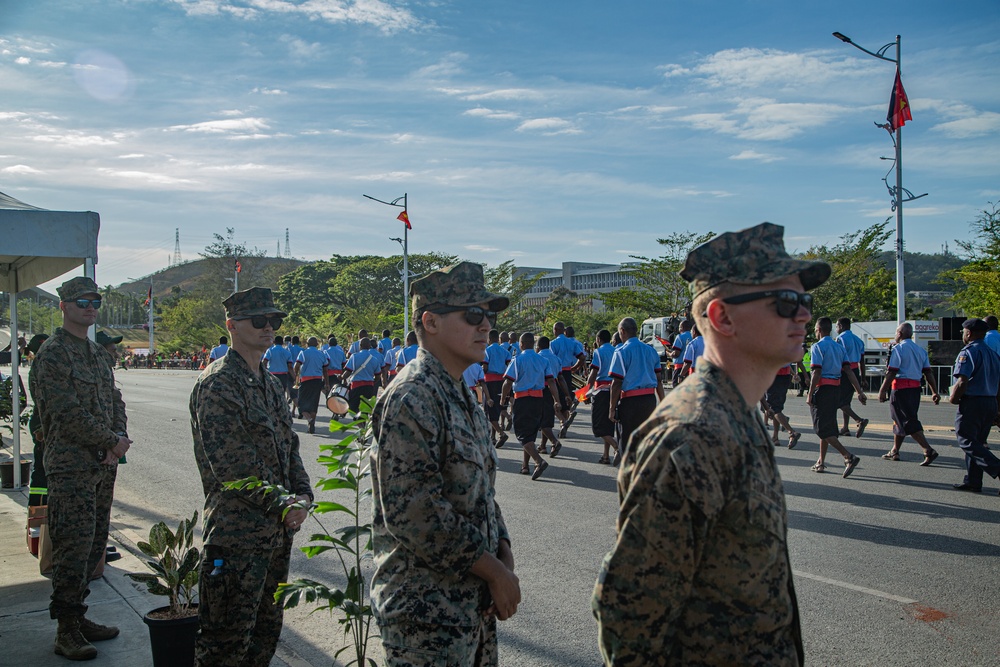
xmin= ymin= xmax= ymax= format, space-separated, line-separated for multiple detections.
xmin=115 ymin=257 xmax=306 ymax=298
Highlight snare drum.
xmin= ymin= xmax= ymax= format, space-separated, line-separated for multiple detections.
xmin=326 ymin=384 xmax=351 ymax=416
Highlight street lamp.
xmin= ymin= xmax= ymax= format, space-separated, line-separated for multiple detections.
xmin=833 ymin=32 xmax=926 ymax=324
xmin=363 ymin=193 xmax=410 ymax=334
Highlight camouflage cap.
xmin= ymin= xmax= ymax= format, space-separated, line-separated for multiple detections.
xmin=223 ymin=287 xmax=287 ymax=319
xmin=96 ymin=330 xmax=123 ymax=346
xmin=57 ymin=276 xmax=101 ymax=301
xmin=411 ymin=261 xmax=510 ymax=313
xmin=680 ymin=222 xmax=831 ymax=297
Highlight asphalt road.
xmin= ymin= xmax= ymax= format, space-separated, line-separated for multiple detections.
xmin=93 ymin=370 xmax=1000 ymax=666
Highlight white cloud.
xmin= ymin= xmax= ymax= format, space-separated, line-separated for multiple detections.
xmin=252 ymin=87 xmax=287 ymax=95
xmin=416 ymin=53 xmax=467 ymax=79
xmin=350 ymin=170 xmax=416 ymax=181
xmin=167 ymin=117 xmax=270 ymax=134
xmin=463 ymin=107 xmax=520 ymax=120
xmin=932 ymin=111 xmax=1000 ymax=139
xmin=729 ymin=150 xmax=782 ymax=163
xmin=516 ymin=117 xmax=579 ymax=134
xmin=168 ymin=0 xmax=423 ymax=33
xmin=32 ymin=133 xmax=118 ymax=147
xmin=465 ymin=88 xmax=544 ymax=102
xmin=680 ymin=47 xmax=860 ymax=89
xmin=97 ymin=169 xmax=199 ymax=187
xmin=465 ymin=244 xmax=499 ymax=252
xmin=280 ymin=35 xmax=323 ymax=60
xmin=1 ymin=164 xmax=43 ymax=174
xmin=15 ymin=57 xmax=30 ymax=65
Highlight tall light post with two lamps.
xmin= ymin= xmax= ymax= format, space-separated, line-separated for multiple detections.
xmin=832 ymin=32 xmax=926 ymax=324
xmin=362 ymin=193 xmax=412 ymax=334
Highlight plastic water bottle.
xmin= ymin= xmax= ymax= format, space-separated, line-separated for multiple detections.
xmin=210 ymin=559 xmax=224 ymax=577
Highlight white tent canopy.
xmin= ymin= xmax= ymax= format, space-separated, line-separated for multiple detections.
xmin=1 ymin=190 xmax=100 ymax=487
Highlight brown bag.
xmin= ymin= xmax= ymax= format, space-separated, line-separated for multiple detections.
xmin=35 ymin=507 xmax=108 ymax=579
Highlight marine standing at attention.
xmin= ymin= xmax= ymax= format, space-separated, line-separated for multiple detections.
xmin=30 ymin=276 xmax=130 ymax=661
xmin=190 ymin=287 xmax=313 ymax=667
xmin=371 ymin=262 xmax=519 ymax=666
xmin=594 ymin=222 xmax=816 ymax=666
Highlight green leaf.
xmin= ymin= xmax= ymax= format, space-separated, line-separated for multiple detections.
xmin=313 ymin=501 xmax=355 ymax=517
xmin=314 ymin=477 xmax=357 ymax=492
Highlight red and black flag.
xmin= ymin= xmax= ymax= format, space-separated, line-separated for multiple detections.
xmin=887 ymin=70 xmax=912 ymax=131
xmin=235 ymin=260 xmax=242 ymax=274
xmin=397 ymin=210 xmax=411 ymax=230
xmin=144 ymin=286 xmax=151 ymax=306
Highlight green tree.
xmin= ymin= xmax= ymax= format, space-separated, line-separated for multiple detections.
xmin=200 ymin=227 xmax=269 ymax=294
xmin=941 ymin=202 xmax=1000 ymax=316
xmin=599 ymin=231 xmax=715 ymax=320
xmin=159 ymin=291 xmax=227 ymax=353
xmin=802 ymin=220 xmax=895 ymax=321
xmin=484 ymin=260 xmax=542 ymax=332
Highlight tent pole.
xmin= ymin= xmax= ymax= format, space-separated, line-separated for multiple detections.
xmin=10 ymin=292 xmax=21 ymax=489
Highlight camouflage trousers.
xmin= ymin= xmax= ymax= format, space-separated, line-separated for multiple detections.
xmin=380 ymin=617 xmax=498 ymax=667
xmin=47 ymin=466 xmax=117 ymax=619
xmin=194 ymin=542 xmax=291 ymax=667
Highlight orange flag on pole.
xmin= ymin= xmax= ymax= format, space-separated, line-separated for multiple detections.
xmin=575 ymin=384 xmax=591 ymax=402
xmin=887 ymin=70 xmax=912 ymax=131
xmin=397 ymin=210 xmax=411 ymax=229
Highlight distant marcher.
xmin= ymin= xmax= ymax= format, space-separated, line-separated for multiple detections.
xmin=877 ymin=322 xmax=941 ymax=465
xmin=608 ymin=317 xmax=664 ymax=467
xmin=209 ymin=335 xmax=229 ymax=362
xmin=949 ymin=318 xmax=1000 ymax=493
xmin=984 ymin=315 xmax=1000 ymax=357
xmin=294 ymin=337 xmax=330 ymax=434
xmin=371 ymin=262 xmax=519 ymax=665
xmin=190 ymin=287 xmax=313 ymax=666
xmin=836 ymin=318 xmax=869 ymax=437
xmin=594 ymin=222 xmax=812 ymax=665
xmin=762 ymin=362 xmax=803 ymax=449
xmin=501 ymin=332 xmax=561 ymax=480
xmin=263 ymin=335 xmax=294 ymax=403
xmin=342 ymin=338 xmax=381 ymax=414
xmin=29 ymin=277 xmax=130 ymax=661
xmin=585 ymin=329 xmax=619 ymax=464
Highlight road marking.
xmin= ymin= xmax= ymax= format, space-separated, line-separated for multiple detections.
xmin=794 ymin=571 xmax=918 ymax=604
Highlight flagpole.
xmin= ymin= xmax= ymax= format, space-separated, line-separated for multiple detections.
xmin=363 ymin=192 xmax=410 ymax=335
xmin=148 ymin=279 xmax=154 ymax=358
xmin=234 ymin=257 xmax=239 ymax=293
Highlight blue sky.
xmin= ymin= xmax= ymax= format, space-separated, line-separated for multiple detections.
xmin=2 ymin=0 xmax=998 ymax=292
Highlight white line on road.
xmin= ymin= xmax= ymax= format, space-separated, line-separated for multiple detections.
xmin=794 ymin=571 xmax=917 ymax=604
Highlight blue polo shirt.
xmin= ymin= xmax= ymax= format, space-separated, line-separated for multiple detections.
xmin=296 ymin=347 xmax=329 ymax=379
xmin=682 ymin=336 xmax=705 ymax=368
xmin=209 ymin=343 xmax=228 ymax=361
xmin=483 ymin=342 xmax=512 ymax=379
xmin=887 ymin=339 xmax=929 ymax=380
xmin=325 ymin=345 xmax=346 ymax=373
xmin=263 ymin=343 xmax=293 ymax=374
xmin=671 ymin=331 xmax=692 ymax=366
xmin=384 ymin=346 xmax=401 ymax=373
xmin=810 ymin=336 xmax=847 ymax=380
xmin=288 ymin=344 xmax=304 ymax=365
xmin=503 ymin=349 xmax=552 ymax=393
xmin=378 ymin=337 xmax=393 ymax=355
xmin=538 ymin=348 xmax=563 ymax=381
xmin=985 ymin=330 xmax=1000 ymax=357
xmin=347 ymin=340 xmax=362 ymax=356
xmin=837 ymin=329 xmax=865 ymax=366
xmin=953 ymin=339 xmax=1000 ymax=397
xmin=609 ymin=337 xmax=661 ymax=392
xmin=462 ymin=363 xmax=485 ymax=389
xmin=345 ymin=349 xmax=380 ymax=383
xmin=590 ymin=342 xmax=617 ymax=384
xmin=395 ymin=344 xmax=419 ymax=370
xmin=550 ymin=334 xmax=582 ymax=369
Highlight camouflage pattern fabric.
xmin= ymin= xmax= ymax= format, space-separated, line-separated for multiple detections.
xmin=371 ymin=348 xmax=509 ymax=632
xmin=190 ymin=348 xmax=311 ymax=666
xmin=56 ymin=276 xmax=100 ymax=301
xmin=410 ymin=261 xmax=509 ymax=314
xmin=593 ymin=359 xmax=803 ymax=666
xmin=680 ymin=222 xmax=831 ymax=297
xmin=29 ymin=328 xmax=127 ymax=476
xmin=223 ymin=286 xmax=287 ymax=318
xmin=46 ymin=468 xmax=116 ymax=619
xmin=381 ymin=617 xmax=498 ymax=667
xmin=194 ymin=544 xmax=290 ymax=667
xmin=190 ymin=348 xmax=311 ymax=549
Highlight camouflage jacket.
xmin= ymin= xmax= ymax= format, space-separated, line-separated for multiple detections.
xmin=593 ymin=360 xmax=803 ymax=666
xmin=371 ymin=349 xmax=510 ymax=627
xmin=28 ymin=327 xmax=127 ymax=476
xmin=190 ymin=349 xmax=312 ymax=550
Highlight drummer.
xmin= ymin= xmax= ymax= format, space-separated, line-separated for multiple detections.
xmin=325 ymin=335 xmax=346 ymax=386
xmin=342 ymin=337 xmax=383 ymax=414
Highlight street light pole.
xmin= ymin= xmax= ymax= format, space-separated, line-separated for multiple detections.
xmin=363 ymin=193 xmax=410 ymax=334
xmin=833 ymin=32 xmax=926 ymax=324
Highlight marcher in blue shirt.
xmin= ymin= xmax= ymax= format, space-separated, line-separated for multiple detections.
xmin=550 ymin=322 xmax=586 ymax=414
xmin=949 ymin=318 xmax=1000 ymax=493
xmin=325 ymin=335 xmax=346 ymax=385
xmin=808 ymin=318 xmax=866 ymax=477
xmin=483 ymin=330 xmax=512 ymax=447
xmin=347 ymin=329 xmax=368 ymax=357
xmin=536 ymin=336 xmax=569 ymax=454
xmin=263 ymin=335 xmax=294 ymax=404
xmin=679 ymin=327 xmax=705 ymax=378
xmin=343 ymin=338 xmax=382 ymax=414
xmin=395 ymin=331 xmax=419 ymax=371
xmin=287 ymin=336 xmax=305 ymax=417
xmin=377 ymin=329 xmax=393 ymax=357
xmin=670 ymin=321 xmax=693 ymax=387
xmin=877 ymin=322 xmax=941 ymax=465
xmin=500 ymin=333 xmax=560 ymax=480
xmin=382 ymin=337 xmax=402 ymax=387
xmin=295 ymin=337 xmax=330 ymax=434
xmin=209 ymin=336 xmax=229 ymax=362
xmin=585 ymin=329 xmax=620 ymax=464
xmin=836 ymin=318 xmax=870 ymax=438
xmin=608 ymin=318 xmax=664 ymax=466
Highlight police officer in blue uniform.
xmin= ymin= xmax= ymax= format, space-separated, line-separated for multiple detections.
xmin=950 ymin=318 xmax=1000 ymax=493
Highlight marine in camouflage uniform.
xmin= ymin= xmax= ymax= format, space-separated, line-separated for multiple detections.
xmin=594 ymin=223 xmax=825 ymax=666
xmin=190 ymin=287 xmax=313 ymax=667
xmin=371 ymin=262 xmax=520 ymax=667
xmin=29 ymin=276 xmax=130 ymax=660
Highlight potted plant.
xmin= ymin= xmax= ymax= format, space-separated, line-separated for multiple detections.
xmin=126 ymin=511 xmax=200 ymax=667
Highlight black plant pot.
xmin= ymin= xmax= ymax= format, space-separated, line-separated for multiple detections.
xmin=143 ymin=604 xmax=199 ymax=667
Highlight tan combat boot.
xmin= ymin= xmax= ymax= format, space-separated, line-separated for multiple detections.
xmin=54 ymin=617 xmax=98 ymax=661
xmin=79 ymin=616 xmax=120 ymax=641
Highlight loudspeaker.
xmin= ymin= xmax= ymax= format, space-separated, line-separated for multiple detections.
xmin=939 ymin=317 xmax=964 ymax=341
xmin=928 ymin=340 xmax=964 ymax=366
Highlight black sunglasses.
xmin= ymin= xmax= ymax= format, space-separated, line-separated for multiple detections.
xmin=234 ymin=315 xmax=283 ymax=331
xmin=428 ymin=306 xmax=498 ymax=327
xmin=722 ymin=289 xmax=813 ymax=318
xmin=68 ymin=298 xmax=102 ymax=310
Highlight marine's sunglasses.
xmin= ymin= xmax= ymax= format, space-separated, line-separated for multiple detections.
xmin=429 ymin=306 xmax=498 ymax=327
xmin=234 ymin=315 xmax=284 ymax=331
xmin=69 ymin=298 xmax=102 ymax=310
xmin=721 ymin=289 xmax=813 ymax=318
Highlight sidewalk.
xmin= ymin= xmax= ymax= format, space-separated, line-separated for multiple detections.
xmin=0 ymin=487 xmax=309 ymax=667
